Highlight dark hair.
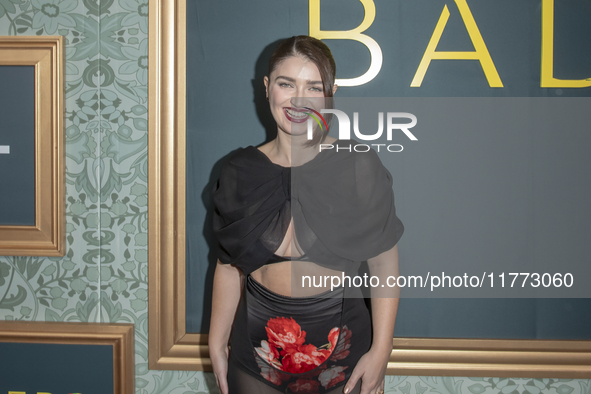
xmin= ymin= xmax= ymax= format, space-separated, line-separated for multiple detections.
xmin=268 ymin=36 xmax=336 ymax=98
xmin=268 ymin=36 xmax=336 ymax=145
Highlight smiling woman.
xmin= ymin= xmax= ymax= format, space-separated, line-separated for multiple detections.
xmin=263 ymin=36 xmax=337 ymax=148
xmin=208 ymin=36 xmax=404 ymax=394
xmin=261 ymin=54 xmax=335 ymax=165
xmin=150 ymin=0 xmax=591 ymax=387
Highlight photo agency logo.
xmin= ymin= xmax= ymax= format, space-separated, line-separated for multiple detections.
xmin=306 ymin=108 xmax=418 ymax=152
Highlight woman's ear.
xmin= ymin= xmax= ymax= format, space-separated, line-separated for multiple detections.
xmin=264 ymin=76 xmax=269 ymax=99
xmin=332 ymin=83 xmax=338 ymax=95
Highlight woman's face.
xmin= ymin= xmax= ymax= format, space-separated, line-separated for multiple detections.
xmin=264 ymin=55 xmax=334 ymax=138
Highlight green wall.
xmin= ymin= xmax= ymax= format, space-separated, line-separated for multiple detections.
xmin=0 ymin=1 xmax=589 ymax=393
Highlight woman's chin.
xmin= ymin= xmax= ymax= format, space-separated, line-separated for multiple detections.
xmin=277 ymin=124 xmax=308 ymax=137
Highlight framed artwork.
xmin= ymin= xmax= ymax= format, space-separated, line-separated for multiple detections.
xmin=148 ymin=0 xmax=591 ymax=377
xmin=0 ymin=321 xmax=134 ymax=393
xmin=0 ymin=36 xmax=65 ymax=256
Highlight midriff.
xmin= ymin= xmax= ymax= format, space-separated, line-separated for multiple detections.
xmin=250 ymin=260 xmax=344 ymax=297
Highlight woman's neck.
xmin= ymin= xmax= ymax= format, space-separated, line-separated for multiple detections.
xmin=273 ymin=132 xmax=319 ymax=167
xmin=269 ymin=134 xmax=292 ymax=167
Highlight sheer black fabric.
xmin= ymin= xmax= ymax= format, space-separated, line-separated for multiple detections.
xmin=212 ymin=141 xmax=403 ymax=392
xmin=291 ymin=140 xmax=404 ymax=270
xmin=212 ymin=140 xmax=404 ymax=275
xmin=212 ymin=147 xmax=291 ymax=275
xmin=227 ymin=361 xmax=362 ymax=394
xmin=227 ymin=275 xmax=370 ymax=394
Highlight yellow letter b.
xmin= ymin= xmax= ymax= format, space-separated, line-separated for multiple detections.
xmin=309 ymin=0 xmax=382 ymax=87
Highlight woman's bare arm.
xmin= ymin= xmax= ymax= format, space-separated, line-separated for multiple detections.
xmin=368 ymin=244 xmax=400 ymax=353
xmin=209 ymin=259 xmax=243 ymax=394
xmin=344 ymin=244 xmax=400 ymax=394
xmin=210 ymin=259 xmax=242 ymax=348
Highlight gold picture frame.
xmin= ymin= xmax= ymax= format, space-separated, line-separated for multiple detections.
xmin=147 ymin=0 xmax=591 ymax=377
xmin=0 ymin=36 xmax=65 ymax=256
xmin=0 ymin=321 xmax=135 ymax=393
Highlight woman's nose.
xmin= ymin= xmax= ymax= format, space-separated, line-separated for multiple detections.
xmin=291 ymin=95 xmax=306 ymax=107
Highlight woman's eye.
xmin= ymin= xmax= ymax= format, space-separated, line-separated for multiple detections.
xmin=279 ymin=83 xmax=293 ymax=88
xmin=310 ymin=87 xmax=323 ymax=92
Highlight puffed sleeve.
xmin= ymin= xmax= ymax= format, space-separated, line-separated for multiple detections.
xmin=292 ymin=141 xmax=404 ymax=264
xmin=211 ymin=147 xmax=291 ymax=274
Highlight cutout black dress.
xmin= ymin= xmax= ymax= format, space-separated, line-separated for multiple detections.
xmin=212 ymin=141 xmax=404 ymax=394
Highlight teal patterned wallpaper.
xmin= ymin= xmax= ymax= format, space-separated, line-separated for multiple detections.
xmin=0 ymin=1 xmax=589 ymax=393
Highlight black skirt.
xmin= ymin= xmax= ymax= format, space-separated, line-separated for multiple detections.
xmin=227 ymin=275 xmax=371 ymax=394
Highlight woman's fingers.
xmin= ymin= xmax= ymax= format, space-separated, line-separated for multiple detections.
xmin=213 ymin=368 xmax=229 ymax=394
xmin=211 ymin=350 xmax=229 ymax=394
xmin=375 ymin=378 xmax=385 ymax=394
xmin=359 ymin=375 xmax=385 ymax=394
xmin=344 ymin=367 xmax=362 ymax=393
xmin=216 ymin=374 xmax=229 ymax=394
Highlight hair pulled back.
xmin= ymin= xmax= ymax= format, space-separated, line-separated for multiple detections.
xmin=268 ymin=36 xmax=336 ymax=98
xmin=268 ymin=36 xmax=336 ymax=145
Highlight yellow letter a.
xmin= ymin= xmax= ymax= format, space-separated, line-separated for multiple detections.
xmin=411 ymin=0 xmax=502 ymax=87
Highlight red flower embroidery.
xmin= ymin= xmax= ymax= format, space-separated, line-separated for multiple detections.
xmin=281 ymin=343 xmax=331 ymax=374
xmin=318 ymin=365 xmax=348 ymax=389
xmin=266 ymin=317 xmax=307 ymax=349
xmin=288 ymin=378 xmax=321 ymax=393
xmin=255 ymin=340 xmax=282 ymax=369
xmin=255 ymin=317 xmax=353 ymax=385
xmin=327 ymin=327 xmax=339 ymax=349
xmin=330 ymin=325 xmax=352 ymax=361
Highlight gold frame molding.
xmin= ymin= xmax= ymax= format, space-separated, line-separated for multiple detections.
xmin=0 ymin=321 xmax=134 ymax=393
xmin=0 ymin=36 xmax=65 ymax=256
xmin=147 ymin=0 xmax=591 ymax=378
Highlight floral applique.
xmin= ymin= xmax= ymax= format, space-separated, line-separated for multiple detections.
xmin=254 ymin=317 xmax=353 ymax=392
xmin=288 ymin=379 xmax=321 ymax=393
xmin=318 ymin=366 xmax=348 ymax=389
xmin=330 ymin=325 xmax=352 ymax=361
xmin=266 ymin=316 xmax=307 ymax=349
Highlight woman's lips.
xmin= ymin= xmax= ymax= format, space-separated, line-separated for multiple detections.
xmin=283 ymin=107 xmax=310 ymax=123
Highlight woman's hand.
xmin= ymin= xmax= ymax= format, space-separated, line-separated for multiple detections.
xmin=210 ymin=345 xmax=230 ymax=394
xmin=343 ymin=345 xmax=391 ymax=394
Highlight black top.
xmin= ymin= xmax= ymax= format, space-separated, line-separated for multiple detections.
xmin=211 ymin=140 xmax=404 ymax=275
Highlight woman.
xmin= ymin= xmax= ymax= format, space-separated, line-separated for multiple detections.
xmin=209 ymin=36 xmax=403 ymax=394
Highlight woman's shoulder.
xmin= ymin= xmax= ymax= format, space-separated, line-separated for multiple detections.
xmin=219 ymin=145 xmax=267 ymax=171
xmin=216 ymin=144 xmax=282 ymax=187
xmin=224 ymin=145 xmax=258 ymax=163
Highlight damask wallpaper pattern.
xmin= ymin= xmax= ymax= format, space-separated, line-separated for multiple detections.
xmin=0 ymin=1 xmax=589 ymax=393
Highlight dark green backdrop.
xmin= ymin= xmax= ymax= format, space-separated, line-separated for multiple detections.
xmin=185 ymin=0 xmax=591 ymax=336
xmin=0 ymin=66 xmax=35 ymax=226
xmin=0 ymin=342 xmax=113 ymax=393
